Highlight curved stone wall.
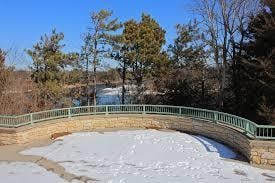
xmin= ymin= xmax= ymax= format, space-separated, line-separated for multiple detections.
xmin=0 ymin=114 xmax=274 ymax=166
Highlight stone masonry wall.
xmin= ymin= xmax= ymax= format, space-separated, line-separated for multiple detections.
xmin=0 ymin=114 xmax=274 ymax=166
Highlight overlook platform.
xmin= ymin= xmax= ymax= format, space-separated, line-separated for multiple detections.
xmin=0 ymin=105 xmax=275 ymax=166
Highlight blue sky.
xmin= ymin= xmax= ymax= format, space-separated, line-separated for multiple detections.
xmin=0 ymin=0 xmax=195 ymax=69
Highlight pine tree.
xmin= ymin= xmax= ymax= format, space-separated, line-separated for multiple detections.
xmin=240 ymin=0 xmax=275 ymax=124
xmin=82 ymin=10 xmax=121 ymax=106
xmin=162 ymin=22 xmax=210 ymax=107
xmin=110 ymin=34 xmax=129 ymax=104
xmin=122 ymin=14 xmax=168 ymax=102
xmin=168 ymin=22 xmax=205 ymax=68
xmin=27 ymin=29 xmax=78 ymax=108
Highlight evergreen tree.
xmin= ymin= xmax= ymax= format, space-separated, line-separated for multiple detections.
xmin=80 ymin=33 xmax=93 ymax=105
xmin=82 ymin=9 xmax=121 ymax=106
xmin=27 ymin=29 xmax=78 ymax=108
xmin=239 ymin=0 xmax=275 ymax=124
xmin=168 ymin=22 xmax=205 ymax=68
xmin=122 ymin=14 xmax=168 ymax=102
xmin=161 ymin=22 xmax=210 ymax=107
xmin=110 ymin=34 xmax=129 ymax=104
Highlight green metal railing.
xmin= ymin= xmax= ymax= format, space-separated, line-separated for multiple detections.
xmin=0 ymin=105 xmax=274 ymax=140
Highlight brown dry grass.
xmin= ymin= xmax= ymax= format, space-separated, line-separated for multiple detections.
xmin=51 ymin=132 xmax=71 ymax=140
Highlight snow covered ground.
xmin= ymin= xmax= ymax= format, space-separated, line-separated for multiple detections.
xmin=97 ymin=85 xmax=134 ymax=105
xmin=0 ymin=162 xmax=67 ymax=183
xmin=97 ymin=85 xmax=160 ymax=105
xmin=18 ymin=130 xmax=275 ymax=183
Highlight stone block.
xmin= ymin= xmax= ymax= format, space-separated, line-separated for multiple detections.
xmin=251 ymin=155 xmax=261 ymax=164
xmin=267 ymin=159 xmax=275 ymax=165
xmin=261 ymin=152 xmax=275 ymax=160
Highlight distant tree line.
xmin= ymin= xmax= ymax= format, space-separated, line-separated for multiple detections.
xmin=0 ymin=0 xmax=274 ymax=124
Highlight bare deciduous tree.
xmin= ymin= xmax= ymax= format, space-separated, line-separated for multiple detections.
xmin=194 ymin=0 xmax=260 ymax=109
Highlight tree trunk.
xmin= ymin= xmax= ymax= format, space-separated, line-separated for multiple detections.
xmin=121 ymin=60 xmax=126 ymax=104
xmin=214 ymin=45 xmax=222 ymax=109
xmin=233 ymin=32 xmax=244 ymax=115
xmin=201 ymin=68 xmax=205 ymax=106
xmin=93 ymin=60 xmax=97 ymax=106
xmin=86 ymin=56 xmax=90 ymax=106
xmin=219 ymin=22 xmax=228 ymax=110
xmin=220 ymin=44 xmax=227 ymax=110
xmin=93 ymin=39 xmax=97 ymax=106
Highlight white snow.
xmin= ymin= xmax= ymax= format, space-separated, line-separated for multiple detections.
xmin=19 ymin=130 xmax=275 ymax=183
xmin=0 ymin=162 xmax=67 ymax=183
xmin=98 ymin=85 xmax=134 ymax=104
xmin=101 ymin=87 xmax=122 ymax=96
xmin=101 ymin=85 xmax=161 ymax=96
xmin=98 ymin=85 xmax=161 ymax=105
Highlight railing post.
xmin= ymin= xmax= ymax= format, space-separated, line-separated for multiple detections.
xmin=30 ymin=113 xmax=33 ymax=125
xmin=106 ymin=105 xmax=109 ymax=115
xmin=214 ymin=111 xmax=218 ymax=123
xmin=68 ymin=108 xmax=71 ymax=118
xmin=253 ymin=126 xmax=257 ymax=138
xmin=179 ymin=107 xmax=182 ymax=116
xmin=245 ymin=121 xmax=250 ymax=134
xmin=142 ymin=105 xmax=146 ymax=114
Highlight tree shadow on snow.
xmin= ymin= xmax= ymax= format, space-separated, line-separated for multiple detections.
xmin=191 ymin=135 xmax=238 ymax=159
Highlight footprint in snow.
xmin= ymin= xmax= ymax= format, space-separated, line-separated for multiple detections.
xmin=233 ymin=169 xmax=247 ymax=177
xmin=262 ymin=173 xmax=275 ymax=181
